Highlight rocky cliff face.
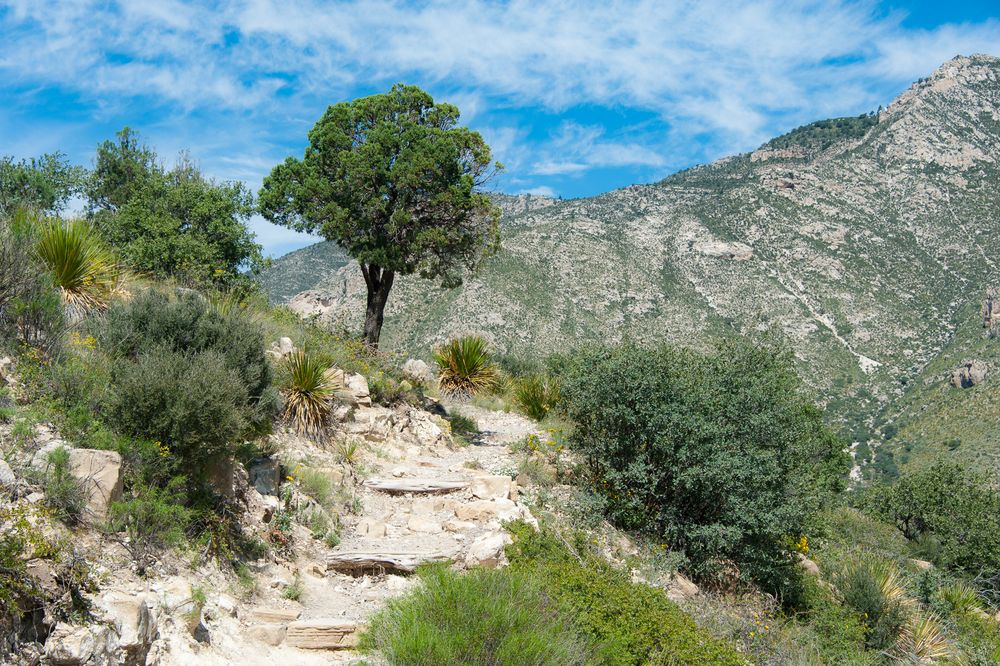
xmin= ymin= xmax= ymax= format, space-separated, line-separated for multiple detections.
xmin=266 ymin=55 xmax=1000 ymax=439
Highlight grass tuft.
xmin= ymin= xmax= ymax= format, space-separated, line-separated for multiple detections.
xmin=281 ymin=350 xmax=340 ymax=435
xmin=433 ymin=335 xmax=499 ymax=397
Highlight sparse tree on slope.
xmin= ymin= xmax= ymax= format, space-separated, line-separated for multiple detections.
xmin=258 ymin=84 xmax=501 ymax=347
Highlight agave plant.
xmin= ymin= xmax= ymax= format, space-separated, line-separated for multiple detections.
xmin=894 ymin=614 xmax=955 ymax=664
xmin=35 ymin=217 xmax=125 ymax=310
xmin=281 ymin=350 xmax=341 ymax=435
xmin=433 ymin=335 xmax=499 ymax=397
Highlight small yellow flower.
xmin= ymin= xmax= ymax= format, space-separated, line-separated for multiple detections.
xmin=286 ymin=475 xmax=295 ymax=482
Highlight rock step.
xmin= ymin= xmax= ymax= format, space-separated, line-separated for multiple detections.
xmin=327 ymin=550 xmax=456 ymax=576
xmin=363 ymin=478 xmax=469 ymax=495
xmin=285 ymin=619 xmax=365 ymax=650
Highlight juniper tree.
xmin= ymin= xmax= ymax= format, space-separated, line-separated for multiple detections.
xmin=259 ymin=84 xmax=501 ymax=347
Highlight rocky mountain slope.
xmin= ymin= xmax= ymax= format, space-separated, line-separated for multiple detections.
xmin=263 ymin=55 xmax=1000 ymax=472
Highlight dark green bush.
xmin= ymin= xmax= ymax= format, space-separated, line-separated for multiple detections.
xmin=861 ymin=461 xmax=1000 ymax=573
xmin=559 ymin=337 xmax=849 ymax=591
xmin=99 ymin=289 xmax=278 ymax=436
xmin=360 ymin=564 xmax=598 ymax=665
xmin=506 ymin=522 xmax=747 ymax=666
xmin=106 ymin=347 xmax=250 ymax=478
xmin=836 ymin=563 xmax=907 ymax=652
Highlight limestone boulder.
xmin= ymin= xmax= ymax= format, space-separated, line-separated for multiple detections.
xmin=67 ymin=449 xmax=123 ymax=523
xmin=465 ymin=533 xmax=511 ymax=569
xmin=44 ymin=623 xmax=117 ymax=666
xmin=951 ymin=360 xmax=988 ymax=388
xmin=402 ymin=359 xmax=435 ymax=385
xmin=93 ymin=590 xmax=158 ymax=666
xmin=470 ymin=475 xmax=513 ymax=501
xmin=664 ymin=573 xmax=700 ymax=602
xmin=0 ymin=459 xmax=15 ymax=490
xmin=247 ymin=458 xmax=282 ymax=496
xmin=335 ymin=372 xmax=371 ymax=407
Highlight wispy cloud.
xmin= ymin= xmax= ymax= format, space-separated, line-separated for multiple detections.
xmin=1 ymin=0 xmax=998 ymax=255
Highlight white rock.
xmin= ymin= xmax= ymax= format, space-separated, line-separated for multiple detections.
xmin=407 ymin=516 xmax=443 ymax=534
xmin=44 ymin=623 xmax=117 ymax=666
xmin=0 ymin=459 xmax=15 ymax=489
xmin=94 ymin=590 xmax=158 ymax=664
xmin=67 ymin=449 xmax=123 ymax=523
xmin=470 ymin=475 xmax=513 ymax=501
xmin=402 ymin=359 xmax=434 ymax=384
xmin=465 ymin=533 xmax=511 ymax=569
xmin=444 ymin=519 xmax=477 ymax=533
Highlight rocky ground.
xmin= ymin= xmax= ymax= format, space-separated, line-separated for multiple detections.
xmin=1 ymin=356 xmax=555 ymax=665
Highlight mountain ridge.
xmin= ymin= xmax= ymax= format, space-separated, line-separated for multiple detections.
xmin=261 ymin=54 xmax=1000 ymax=476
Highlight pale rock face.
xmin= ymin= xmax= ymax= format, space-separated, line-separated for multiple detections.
xmin=92 ymin=590 xmax=159 ymax=666
xmin=67 ymin=449 xmax=124 ymax=523
xmin=407 ymin=515 xmax=443 ymax=534
xmin=336 ymin=373 xmax=372 ymax=407
xmin=0 ymin=459 xmax=15 ymax=489
xmin=248 ymin=457 xmax=282 ymax=496
xmin=44 ymin=623 xmax=117 ymax=666
xmin=284 ymin=620 xmax=363 ymax=650
xmin=401 ymin=358 xmax=435 ymax=384
xmin=465 ymin=532 xmax=512 ymax=569
xmin=470 ymin=475 xmax=513 ymax=501
xmin=664 ymin=573 xmax=700 ymax=602
xmin=951 ymin=359 xmax=988 ymax=388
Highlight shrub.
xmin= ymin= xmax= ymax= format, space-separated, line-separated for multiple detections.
xmin=560 ymin=338 xmax=849 ymax=591
xmin=360 ymin=564 xmax=599 ymax=665
xmin=106 ymin=480 xmax=190 ymax=575
xmin=513 ymin=373 xmax=561 ymax=421
xmin=861 ymin=461 xmax=1000 ymax=573
xmin=106 ymin=347 xmax=250 ymax=478
xmin=43 ymin=446 xmax=85 ymax=525
xmin=505 ymin=522 xmax=747 ymax=665
xmin=834 ymin=556 xmax=909 ymax=652
xmin=280 ymin=350 xmax=340 ymax=435
xmin=35 ymin=217 xmax=124 ymax=310
xmin=433 ymin=335 xmax=499 ymax=397
xmin=0 ymin=211 xmax=65 ymax=352
xmin=99 ymin=289 xmax=278 ymax=436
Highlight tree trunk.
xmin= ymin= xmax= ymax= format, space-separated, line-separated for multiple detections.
xmin=361 ymin=263 xmax=395 ymax=348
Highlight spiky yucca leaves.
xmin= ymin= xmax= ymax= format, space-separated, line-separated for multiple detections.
xmin=433 ymin=335 xmax=499 ymax=397
xmin=35 ymin=217 xmax=124 ymax=309
xmin=513 ymin=373 xmax=561 ymax=421
xmin=894 ymin=614 xmax=956 ymax=664
xmin=281 ymin=350 xmax=341 ymax=436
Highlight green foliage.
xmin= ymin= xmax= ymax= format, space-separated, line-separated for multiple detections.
xmin=43 ymin=445 xmax=85 ymax=525
xmin=762 ymin=113 xmax=878 ymax=152
xmin=434 ymin=335 xmax=500 ymax=397
xmin=560 ymin=337 xmax=849 ymax=590
xmin=106 ymin=346 xmax=250 ymax=479
xmin=835 ymin=559 xmax=908 ymax=652
xmin=35 ymin=216 xmax=124 ymax=310
xmin=861 ymin=460 xmax=1000 ymax=573
xmin=86 ymin=128 xmax=263 ymax=288
xmin=513 ymin=373 xmax=561 ymax=421
xmin=99 ymin=289 xmax=278 ymax=434
xmin=259 ymin=84 xmax=501 ymax=345
xmin=107 ymin=480 xmax=191 ymax=575
xmin=280 ymin=350 xmax=339 ymax=435
xmin=360 ymin=564 xmax=599 ymax=665
xmin=0 ymin=152 xmax=84 ymax=217
xmin=505 ymin=522 xmax=748 ymax=665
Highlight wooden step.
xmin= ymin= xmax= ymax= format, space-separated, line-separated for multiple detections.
xmin=327 ymin=550 xmax=455 ymax=576
xmin=363 ymin=478 xmax=468 ymax=495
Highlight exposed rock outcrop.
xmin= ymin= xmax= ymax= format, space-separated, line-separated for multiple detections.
xmin=951 ymin=360 xmax=988 ymax=388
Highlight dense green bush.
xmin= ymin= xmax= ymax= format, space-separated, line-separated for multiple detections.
xmin=559 ymin=337 xmax=849 ymax=591
xmin=861 ymin=461 xmax=1000 ymax=573
xmin=106 ymin=347 xmax=250 ymax=477
xmin=506 ymin=522 xmax=747 ymax=666
xmin=98 ymin=289 xmax=278 ymax=434
xmin=43 ymin=446 xmax=85 ymax=525
xmin=360 ymin=564 xmax=598 ymax=665
xmin=0 ymin=152 xmax=84 ymax=217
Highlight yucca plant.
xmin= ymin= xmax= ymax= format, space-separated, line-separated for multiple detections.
xmin=281 ymin=350 xmax=341 ymax=435
xmin=894 ymin=614 xmax=955 ymax=664
xmin=433 ymin=335 xmax=499 ymax=397
xmin=938 ymin=581 xmax=982 ymax=616
xmin=35 ymin=217 xmax=124 ymax=310
xmin=513 ymin=373 xmax=561 ymax=421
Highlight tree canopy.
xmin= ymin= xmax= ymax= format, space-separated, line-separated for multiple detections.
xmin=0 ymin=152 xmax=85 ymax=217
xmin=86 ymin=128 xmax=263 ymax=289
xmin=258 ymin=84 xmax=501 ymax=346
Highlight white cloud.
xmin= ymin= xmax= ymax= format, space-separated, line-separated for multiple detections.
xmin=518 ymin=185 xmax=557 ymax=197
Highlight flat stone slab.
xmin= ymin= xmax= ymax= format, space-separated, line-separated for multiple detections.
xmin=285 ymin=620 xmax=362 ymax=650
xmin=363 ymin=478 xmax=469 ymax=495
xmin=250 ymin=607 xmax=301 ymax=623
xmin=327 ymin=551 xmax=455 ymax=576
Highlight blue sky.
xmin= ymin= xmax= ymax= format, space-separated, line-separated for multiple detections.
xmin=1 ymin=1 xmax=998 ymax=257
